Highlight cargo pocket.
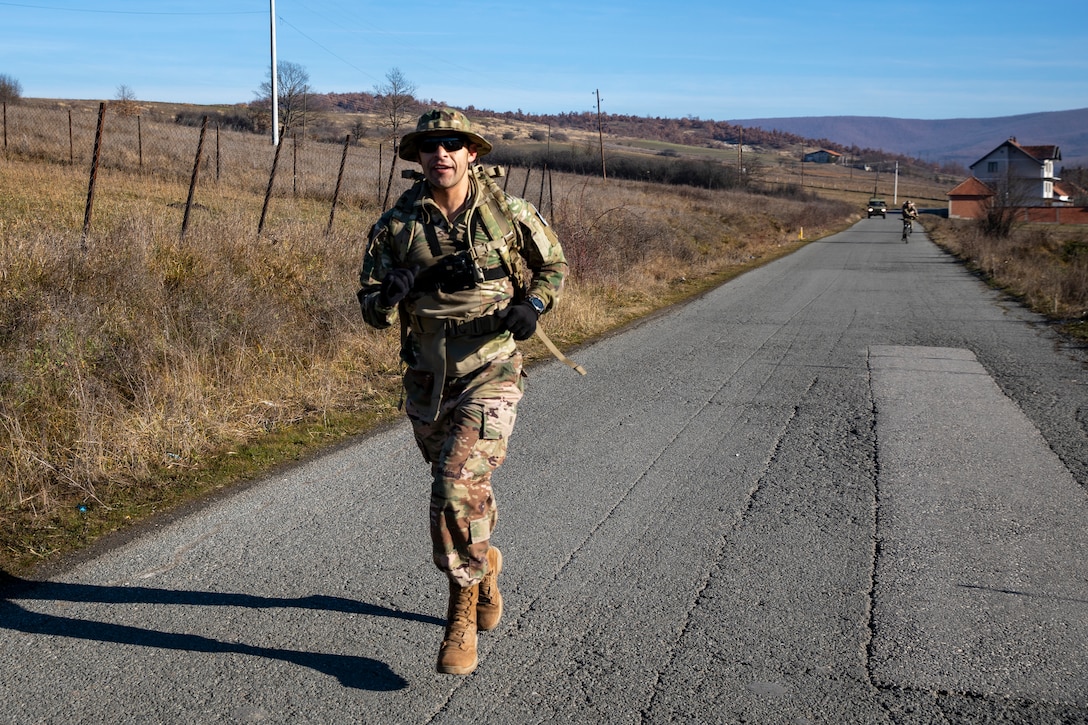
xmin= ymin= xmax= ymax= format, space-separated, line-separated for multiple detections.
xmin=403 ymin=368 xmax=435 ymax=420
xmin=469 ymin=516 xmax=491 ymax=543
xmin=480 ymin=398 xmax=517 ymax=441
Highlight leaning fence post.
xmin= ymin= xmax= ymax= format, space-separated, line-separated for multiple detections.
xmin=180 ymin=115 xmax=208 ymax=240
xmin=68 ymin=109 xmax=74 ymax=165
xmin=2 ymin=102 xmax=7 ymax=150
xmin=81 ymin=102 xmax=107 ymax=250
xmin=521 ymin=164 xmax=532 ymax=198
xmin=377 ymin=143 xmax=383 ymax=204
xmin=548 ymin=166 xmax=554 ymax=218
xmin=292 ymin=132 xmax=298 ymax=197
xmin=326 ymin=133 xmax=350 ymax=236
xmin=258 ymin=139 xmax=284 ymax=236
xmin=539 ymin=162 xmax=547 ymax=209
xmin=137 ymin=114 xmax=143 ymax=170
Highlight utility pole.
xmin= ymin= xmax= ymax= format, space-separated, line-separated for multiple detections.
xmin=595 ymin=89 xmax=606 ymax=181
xmin=738 ymin=127 xmax=743 ymax=176
xmin=270 ymin=0 xmax=280 ymax=146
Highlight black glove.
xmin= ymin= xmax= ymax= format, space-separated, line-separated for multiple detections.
xmin=377 ymin=267 xmax=416 ymax=308
xmin=502 ymin=302 xmax=538 ymax=341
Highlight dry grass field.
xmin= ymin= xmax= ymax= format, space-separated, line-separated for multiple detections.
xmin=924 ymin=216 xmax=1088 ymax=334
xmin=1 ymin=101 xmax=860 ymax=573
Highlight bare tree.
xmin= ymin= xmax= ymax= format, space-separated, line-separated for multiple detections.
xmin=374 ymin=67 xmax=417 ymax=209
xmin=256 ymin=60 xmax=312 ymax=139
xmin=0 ymin=73 xmax=22 ymax=104
xmin=350 ymin=117 xmax=368 ymax=145
xmin=113 ymin=84 xmax=140 ymax=117
xmin=978 ymin=173 xmax=1032 ymax=239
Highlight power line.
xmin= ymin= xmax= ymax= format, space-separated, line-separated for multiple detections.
xmin=275 ymin=14 xmax=380 ymax=84
xmin=0 ymin=1 xmax=262 ymax=15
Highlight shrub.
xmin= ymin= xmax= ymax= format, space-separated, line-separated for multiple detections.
xmin=0 ymin=73 xmax=21 ymax=104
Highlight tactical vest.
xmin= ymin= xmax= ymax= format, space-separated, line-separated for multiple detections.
xmin=385 ymin=165 xmax=531 ymax=299
xmin=384 ymin=165 xmax=585 ymax=420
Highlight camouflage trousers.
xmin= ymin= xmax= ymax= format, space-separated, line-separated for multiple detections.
xmin=404 ymin=351 xmax=524 ymax=588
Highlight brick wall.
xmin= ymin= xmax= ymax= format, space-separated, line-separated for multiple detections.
xmin=948 ymin=201 xmax=1088 ymax=224
xmin=1019 ymin=207 xmax=1088 ymax=224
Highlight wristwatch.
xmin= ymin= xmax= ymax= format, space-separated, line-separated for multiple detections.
xmin=526 ymin=296 xmax=546 ymax=315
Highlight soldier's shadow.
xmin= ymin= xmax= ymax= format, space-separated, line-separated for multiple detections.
xmin=1 ymin=573 xmax=443 ymax=691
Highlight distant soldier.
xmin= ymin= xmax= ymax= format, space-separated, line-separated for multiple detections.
xmin=357 ymin=109 xmax=568 ymax=675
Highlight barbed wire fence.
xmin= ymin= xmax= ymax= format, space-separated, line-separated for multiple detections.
xmin=0 ymin=99 xmax=420 ymax=241
xmin=2 ymin=100 xmax=554 ymax=243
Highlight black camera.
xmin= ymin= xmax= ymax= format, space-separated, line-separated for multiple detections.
xmin=432 ymin=252 xmax=480 ymax=294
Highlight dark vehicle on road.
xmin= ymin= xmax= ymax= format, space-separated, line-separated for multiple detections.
xmin=867 ymin=198 xmax=888 ymax=218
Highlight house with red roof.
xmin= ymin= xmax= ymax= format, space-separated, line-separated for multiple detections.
xmin=971 ymin=138 xmax=1061 ymax=200
xmin=947 ymin=176 xmax=995 ymax=220
xmin=947 ymin=138 xmax=1088 ymax=223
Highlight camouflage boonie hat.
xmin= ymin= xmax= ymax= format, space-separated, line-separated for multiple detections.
xmin=399 ymin=108 xmax=492 ymax=161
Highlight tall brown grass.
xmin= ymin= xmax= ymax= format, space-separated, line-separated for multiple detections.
xmin=1 ymin=112 xmax=854 ymax=572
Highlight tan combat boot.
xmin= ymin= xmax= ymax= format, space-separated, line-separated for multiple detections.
xmin=437 ymin=580 xmax=479 ymax=675
xmin=477 ymin=546 xmax=503 ymax=631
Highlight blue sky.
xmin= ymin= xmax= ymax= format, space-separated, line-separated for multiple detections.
xmin=1 ymin=0 xmax=1085 ymax=122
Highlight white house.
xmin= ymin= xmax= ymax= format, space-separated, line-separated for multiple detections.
xmin=968 ymin=138 xmax=1062 ymax=206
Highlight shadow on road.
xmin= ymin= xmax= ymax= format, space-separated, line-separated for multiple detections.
xmin=0 ymin=573 xmax=436 ymax=691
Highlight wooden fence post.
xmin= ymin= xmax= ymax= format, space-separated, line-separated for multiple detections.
xmin=539 ymin=162 xmax=547 ymax=209
xmin=258 ymin=139 xmax=284 ymax=236
xmin=81 ymin=102 xmax=107 ymax=250
xmin=382 ymin=143 xmax=397 ymax=212
xmin=327 ymin=133 xmax=350 ymax=236
xmin=292 ymin=133 xmax=298 ymax=197
xmin=548 ymin=166 xmax=554 ymax=219
xmin=180 ymin=115 xmax=208 ymax=240
xmin=377 ymin=142 xmax=383 ymax=205
xmin=521 ymin=164 xmax=532 ymax=198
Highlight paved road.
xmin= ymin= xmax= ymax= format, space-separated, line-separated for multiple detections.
xmin=4 ymin=216 xmax=1088 ymax=724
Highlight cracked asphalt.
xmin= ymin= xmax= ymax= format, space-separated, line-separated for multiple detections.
xmin=3 ymin=216 xmax=1088 ymax=723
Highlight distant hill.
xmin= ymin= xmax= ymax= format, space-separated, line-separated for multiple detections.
xmin=270 ymin=93 xmax=1088 ymax=174
xmin=729 ymin=108 xmax=1088 ymax=170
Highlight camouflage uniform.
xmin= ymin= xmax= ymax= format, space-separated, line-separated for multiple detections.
xmin=358 ymin=111 xmax=567 ymax=588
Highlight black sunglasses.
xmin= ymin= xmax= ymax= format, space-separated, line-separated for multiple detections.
xmin=417 ymin=136 xmax=469 ymax=153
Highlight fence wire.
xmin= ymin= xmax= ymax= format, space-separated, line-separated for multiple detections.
xmin=1 ymin=99 xmax=406 ymax=237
